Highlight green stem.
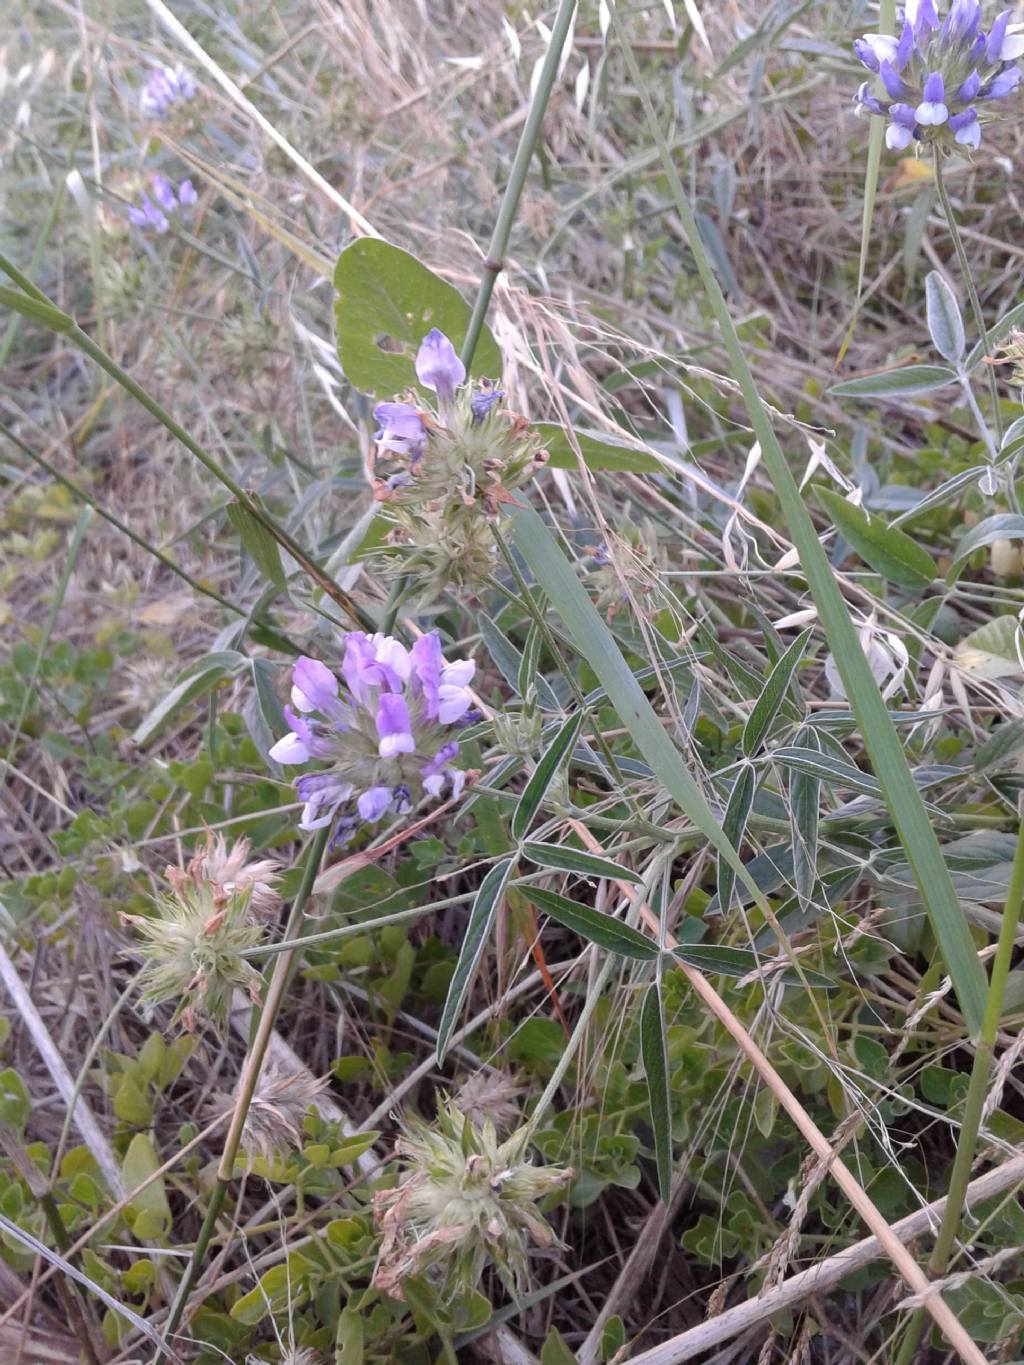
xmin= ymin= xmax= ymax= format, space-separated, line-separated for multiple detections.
xmin=460 ymin=0 xmax=578 ymax=370
xmin=933 ymin=157 xmax=1003 ymax=445
xmin=152 ymin=826 xmax=329 ymax=1364
xmin=0 ymin=253 xmax=373 ymax=631
xmin=892 ymin=808 xmax=1024 ymax=1365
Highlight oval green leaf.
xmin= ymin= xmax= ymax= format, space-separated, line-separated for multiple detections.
xmin=535 ymin=424 xmax=661 ymax=474
xmin=816 ymin=486 xmax=936 ymax=590
xmin=333 ymin=239 xmax=500 ymax=394
xmin=947 ymin=513 xmax=1024 ymax=584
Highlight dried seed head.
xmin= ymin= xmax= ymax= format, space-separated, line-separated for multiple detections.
xmin=372 ymin=1099 xmax=571 ymax=1303
xmin=219 ymin=1062 xmax=330 ymax=1162
xmin=454 ymin=1070 xmax=524 ymax=1135
xmin=124 ymin=836 xmax=278 ymax=1029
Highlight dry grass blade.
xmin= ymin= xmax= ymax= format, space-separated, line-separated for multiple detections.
xmin=566 ymin=820 xmax=987 ymax=1365
xmin=0 ymin=943 xmax=123 ymax=1200
xmin=626 ymin=1154 xmax=1024 ymax=1364
xmin=143 ymin=0 xmax=381 ymax=239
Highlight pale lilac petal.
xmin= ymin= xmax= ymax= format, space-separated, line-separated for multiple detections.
xmin=437 ymin=684 xmax=473 ymax=724
xmin=414 ymin=328 xmax=465 ymax=400
xmin=376 ymin=693 xmax=415 ymax=756
xmin=357 ymin=786 xmax=393 ymax=821
xmin=292 ymin=656 xmax=339 ymax=713
xmin=269 ymin=731 xmax=310 ymax=763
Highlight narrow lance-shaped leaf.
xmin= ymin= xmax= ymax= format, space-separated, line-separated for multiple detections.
xmin=670 ymin=945 xmax=833 ymax=989
xmin=925 ymin=270 xmax=965 ymax=363
xmin=518 ymin=885 xmax=659 ymax=960
xmin=789 ymin=729 xmax=821 ymax=909
xmin=772 ymin=745 xmax=883 ymax=799
xmin=511 ymin=711 xmax=583 ymax=841
xmin=522 ymin=841 xmax=644 ymax=883
xmin=816 ymin=487 xmax=936 ymax=591
xmin=717 ymin=764 xmax=757 ymax=915
xmin=227 ymin=500 xmax=287 ymax=590
xmin=436 ymin=858 xmax=514 ymax=1063
xmin=641 ymin=979 xmax=673 ymax=1203
xmin=132 ymin=651 xmax=247 ymax=746
xmin=510 ymin=506 xmax=777 ymax=921
xmin=742 ymin=628 xmax=811 ymax=756
xmin=518 ymin=622 xmax=544 ymax=701
xmin=827 ymin=364 xmax=957 ymax=399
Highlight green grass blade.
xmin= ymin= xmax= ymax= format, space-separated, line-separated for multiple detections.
xmin=607 ymin=9 xmax=988 ymax=1033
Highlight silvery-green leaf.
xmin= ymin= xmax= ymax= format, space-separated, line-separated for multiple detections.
xmin=925 ymin=271 xmax=965 ymax=363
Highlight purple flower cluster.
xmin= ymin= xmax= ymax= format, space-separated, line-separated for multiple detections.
xmin=269 ymin=631 xmax=475 ymax=843
xmin=140 ymin=64 xmax=197 ymax=119
xmin=854 ymin=0 xmax=1023 ymax=151
xmin=128 ymin=174 xmax=197 ymax=233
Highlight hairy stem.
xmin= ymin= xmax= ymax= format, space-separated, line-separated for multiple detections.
xmin=934 ymin=157 xmax=1003 ymax=445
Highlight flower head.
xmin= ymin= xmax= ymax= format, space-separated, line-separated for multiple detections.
xmin=372 ymin=1100 xmax=571 ymax=1303
xmin=128 ymin=176 xmax=197 ymax=233
xmin=415 ymin=328 xmax=465 ymax=401
xmin=853 ymin=2 xmax=1022 ymax=152
xmin=124 ymin=836 xmax=279 ymax=1029
xmin=269 ymin=632 xmax=475 ymax=844
xmin=140 ymin=64 xmax=197 ymax=119
xmin=367 ymin=331 xmax=548 ymax=598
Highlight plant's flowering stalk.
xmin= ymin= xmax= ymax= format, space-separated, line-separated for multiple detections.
xmin=853 ymin=1 xmax=1023 ymax=151
xmin=123 ymin=836 xmax=280 ymax=1030
xmin=140 ymin=63 xmax=197 ymax=118
xmin=372 ymin=1100 xmax=572 ymax=1302
xmin=269 ymin=631 xmax=475 ymax=845
xmin=369 ymin=329 xmax=548 ymax=598
xmin=128 ymin=175 xmax=197 ymax=233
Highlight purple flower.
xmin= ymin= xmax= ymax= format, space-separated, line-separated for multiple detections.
xmin=128 ymin=194 xmax=169 ymax=234
xmin=908 ymin=0 xmax=940 ymax=38
xmin=855 ymin=82 xmax=888 ymax=115
xmin=987 ymin=8 xmax=1011 ymax=61
xmin=293 ymin=772 xmax=354 ymax=831
xmin=140 ymin=64 xmax=197 ymax=118
xmin=916 ymin=71 xmax=949 ymax=123
xmin=151 ymin=174 xmax=178 ymax=214
xmin=981 ymin=65 xmax=1021 ymax=97
xmin=270 ymin=631 xmax=473 ymax=842
xmin=887 ymin=102 xmax=919 ymax=147
xmin=373 ymin=401 xmax=425 ymax=459
xmin=852 ymin=1 xmax=1023 ymax=154
xmin=128 ymin=176 xmax=197 ymax=234
xmin=943 ymin=0 xmax=981 ymax=41
xmin=357 ymin=786 xmax=394 ymax=821
xmin=376 ymin=693 xmax=415 ymax=757
xmin=415 ymin=329 xmax=465 ymax=401
xmin=880 ymin=60 xmax=908 ymax=98
xmin=470 ymin=385 xmax=504 ymax=423
xmin=949 ymin=106 xmax=982 ymax=146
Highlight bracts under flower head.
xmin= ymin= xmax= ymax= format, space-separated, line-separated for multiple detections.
xmin=367 ymin=329 xmax=548 ymax=598
xmin=853 ymin=2 xmax=1023 ymax=151
xmin=270 ymin=631 xmax=475 ymax=846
